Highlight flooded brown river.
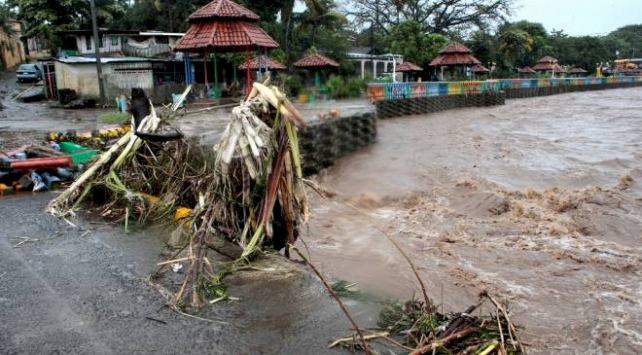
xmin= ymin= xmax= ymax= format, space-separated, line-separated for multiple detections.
xmin=302 ymin=87 xmax=642 ymax=354
xmin=3 ymin=71 xmax=642 ymax=353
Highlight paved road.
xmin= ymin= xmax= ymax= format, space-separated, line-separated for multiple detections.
xmin=0 ymin=194 xmax=379 ymax=354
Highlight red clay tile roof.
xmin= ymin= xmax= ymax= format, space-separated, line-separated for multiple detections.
xmin=438 ymin=42 xmax=473 ymax=54
xmin=568 ymin=67 xmax=587 ymax=73
xmin=533 ymin=61 xmax=565 ymax=72
xmin=293 ymin=53 xmax=339 ymax=68
xmin=519 ymin=66 xmax=536 ymax=74
xmin=429 ymin=53 xmax=481 ymax=66
xmin=536 ymin=55 xmax=558 ymax=64
xmin=395 ymin=61 xmax=423 ymax=72
xmin=174 ymin=21 xmax=279 ymax=52
xmin=471 ymin=64 xmax=490 ymax=73
xmin=238 ymin=55 xmax=286 ymax=70
xmin=430 ymin=41 xmax=480 ymax=66
xmin=189 ymin=0 xmax=260 ymax=22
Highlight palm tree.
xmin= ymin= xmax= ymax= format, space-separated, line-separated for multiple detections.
xmin=282 ymin=0 xmax=328 ymax=65
xmin=294 ymin=0 xmax=346 ymax=46
xmin=498 ymin=27 xmax=534 ymax=68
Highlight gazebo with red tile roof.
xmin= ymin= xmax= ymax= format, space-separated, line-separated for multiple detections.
xmin=519 ymin=66 xmax=536 ymax=74
xmin=173 ymin=0 xmax=279 ymax=95
xmin=294 ymin=53 xmax=340 ymax=88
xmin=471 ymin=64 xmax=490 ymax=73
xmin=568 ymin=67 xmax=588 ymax=77
xmin=395 ymin=61 xmax=423 ymax=72
xmin=238 ymin=55 xmax=286 ymax=71
xmin=532 ymin=56 xmax=566 ymax=76
xmin=293 ymin=53 xmax=340 ymax=69
xmin=429 ymin=42 xmax=481 ymax=80
xmin=394 ymin=61 xmax=423 ymax=82
xmin=429 ymin=42 xmax=481 ymax=67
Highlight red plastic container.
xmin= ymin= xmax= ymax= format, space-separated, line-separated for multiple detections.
xmin=3 ymin=156 xmax=73 ymax=171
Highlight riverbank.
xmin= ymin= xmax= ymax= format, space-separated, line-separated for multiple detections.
xmin=0 ymin=194 xmax=383 ymax=355
xmin=302 ymin=87 xmax=642 ymax=354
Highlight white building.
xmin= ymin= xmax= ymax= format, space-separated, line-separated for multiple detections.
xmin=58 ymin=29 xmax=184 ymax=59
xmin=347 ymin=47 xmax=404 ymax=80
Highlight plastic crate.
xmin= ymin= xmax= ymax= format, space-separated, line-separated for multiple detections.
xmin=59 ymin=142 xmax=97 ymax=165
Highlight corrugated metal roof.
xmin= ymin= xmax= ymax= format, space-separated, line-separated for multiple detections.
xmin=238 ymin=55 xmax=286 ymax=70
xmin=293 ymin=53 xmax=339 ymax=68
xmin=55 ymin=57 xmax=151 ymax=64
xmin=174 ymin=21 xmax=279 ymax=52
xmin=189 ymin=0 xmax=260 ymax=21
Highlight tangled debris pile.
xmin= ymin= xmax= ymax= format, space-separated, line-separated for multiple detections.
xmin=47 ymin=83 xmax=308 ymax=308
xmin=368 ymin=292 xmax=526 ymax=354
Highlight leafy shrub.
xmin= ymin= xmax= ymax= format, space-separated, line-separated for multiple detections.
xmin=278 ymin=73 xmax=304 ymax=97
xmin=324 ymin=75 xmax=346 ymax=98
xmin=345 ymin=77 xmax=366 ymax=97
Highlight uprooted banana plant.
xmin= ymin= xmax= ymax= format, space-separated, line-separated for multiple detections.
xmin=47 ymin=83 xmax=309 ymax=308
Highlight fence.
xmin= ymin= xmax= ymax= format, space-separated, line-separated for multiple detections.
xmin=367 ymin=76 xmax=642 ymax=102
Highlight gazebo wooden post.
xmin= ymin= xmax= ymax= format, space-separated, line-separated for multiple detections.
xmin=257 ymin=49 xmax=262 ymax=82
xmin=213 ymin=51 xmax=219 ymax=97
xmin=203 ymin=48 xmax=209 ymax=89
xmin=246 ymin=46 xmax=251 ymax=95
xmin=264 ymin=47 xmax=269 ymax=77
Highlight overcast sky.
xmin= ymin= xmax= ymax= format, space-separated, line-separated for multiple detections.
xmin=512 ymin=0 xmax=641 ymax=36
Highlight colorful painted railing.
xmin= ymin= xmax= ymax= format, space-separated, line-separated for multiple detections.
xmin=367 ymin=76 xmax=642 ymax=102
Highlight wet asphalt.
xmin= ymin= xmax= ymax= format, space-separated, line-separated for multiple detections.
xmin=0 ymin=194 xmax=381 ymax=354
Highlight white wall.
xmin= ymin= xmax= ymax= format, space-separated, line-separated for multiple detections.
xmin=55 ymin=61 xmax=153 ymax=99
xmin=76 ymin=35 xmax=123 ymax=55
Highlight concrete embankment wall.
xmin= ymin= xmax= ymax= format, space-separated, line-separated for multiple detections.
xmin=375 ymin=91 xmax=505 ymax=119
xmin=368 ymin=77 xmax=642 ymax=119
xmin=503 ymin=80 xmax=642 ymax=99
xmin=298 ymin=112 xmax=376 ymax=176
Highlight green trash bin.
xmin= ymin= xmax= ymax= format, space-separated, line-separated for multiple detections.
xmin=59 ymin=142 xmax=98 ymax=165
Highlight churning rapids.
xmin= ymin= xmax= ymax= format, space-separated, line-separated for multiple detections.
xmin=301 ymin=87 xmax=642 ymax=354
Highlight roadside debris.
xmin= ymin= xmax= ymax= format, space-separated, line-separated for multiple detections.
xmin=335 ymin=291 xmax=527 ymax=354
xmin=0 ymin=141 xmax=87 ymax=194
xmin=46 ymin=83 xmax=309 ymax=309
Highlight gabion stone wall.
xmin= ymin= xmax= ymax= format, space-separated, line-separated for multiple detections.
xmin=375 ymin=91 xmax=506 ymax=119
xmin=298 ymin=112 xmax=377 ymax=176
xmin=503 ymin=81 xmax=642 ymax=99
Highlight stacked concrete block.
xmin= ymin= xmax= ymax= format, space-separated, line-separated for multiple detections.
xmin=375 ymin=91 xmax=506 ymax=119
xmin=298 ymin=112 xmax=377 ymax=176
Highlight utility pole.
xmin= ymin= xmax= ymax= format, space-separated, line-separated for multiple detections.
xmin=90 ymin=0 xmax=106 ymax=107
xmin=370 ymin=0 xmax=379 ymax=79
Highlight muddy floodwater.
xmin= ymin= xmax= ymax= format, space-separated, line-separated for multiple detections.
xmin=302 ymin=87 xmax=642 ymax=354
xmin=3 ymin=71 xmax=642 ymax=353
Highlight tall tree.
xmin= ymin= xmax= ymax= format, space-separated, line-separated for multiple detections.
xmin=7 ymin=0 xmax=126 ymax=42
xmin=466 ymin=29 xmax=498 ymax=66
xmin=386 ymin=20 xmax=447 ymax=66
xmin=294 ymin=0 xmax=346 ymax=46
xmin=342 ymin=0 xmax=514 ymax=36
xmin=497 ymin=24 xmax=534 ymax=68
xmin=605 ymin=24 xmax=642 ymax=58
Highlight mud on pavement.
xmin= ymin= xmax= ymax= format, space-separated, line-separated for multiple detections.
xmin=0 ymin=194 xmax=382 ymax=355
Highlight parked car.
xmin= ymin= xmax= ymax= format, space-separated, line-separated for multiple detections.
xmin=16 ymin=64 xmax=43 ymax=83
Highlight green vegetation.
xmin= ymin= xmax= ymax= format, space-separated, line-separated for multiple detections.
xmin=7 ymin=0 xmax=642 ymax=81
xmin=98 ymin=112 xmax=129 ymax=124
